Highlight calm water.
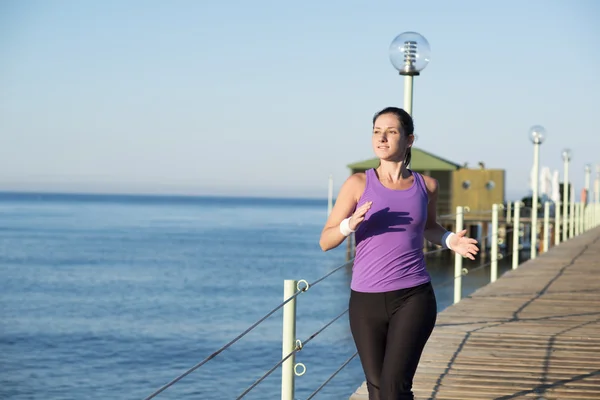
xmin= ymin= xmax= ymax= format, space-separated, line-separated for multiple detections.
xmin=0 ymin=193 xmax=514 ymax=400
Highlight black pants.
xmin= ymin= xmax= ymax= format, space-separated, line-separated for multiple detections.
xmin=349 ymin=282 xmax=437 ymax=400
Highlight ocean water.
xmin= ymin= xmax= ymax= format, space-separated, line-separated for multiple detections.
xmin=0 ymin=193 xmax=514 ymax=400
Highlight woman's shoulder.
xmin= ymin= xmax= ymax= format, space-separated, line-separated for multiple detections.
xmin=347 ymin=171 xmax=367 ymax=185
xmin=417 ymin=172 xmax=438 ymax=194
xmin=341 ymin=171 xmax=368 ymax=202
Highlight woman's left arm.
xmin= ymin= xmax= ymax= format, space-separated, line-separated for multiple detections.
xmin=423 ymin=176 xmax=449 ymax=246
xmin=422 ymin=175 xmax=479 ymax=260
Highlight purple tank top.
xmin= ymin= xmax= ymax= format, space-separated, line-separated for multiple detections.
xmin=351 ymin=168 xmax=431 ymax=292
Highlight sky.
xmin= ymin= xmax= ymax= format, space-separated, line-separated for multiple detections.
xmin=1 ymin=0 xmax=599 ymax=201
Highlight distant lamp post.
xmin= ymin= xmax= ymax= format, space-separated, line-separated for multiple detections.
xmin=389 ymin=31 xmax=431 ymax=117
xmin=584 ymin=164 xmax=592 ymax=203
xmin=529 ymin=125 xmax=545 ymax=259
xmin=562 ymin=149 xmax=572 ymax=242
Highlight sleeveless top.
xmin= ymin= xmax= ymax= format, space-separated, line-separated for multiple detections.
xmin=351 ymin=168 xmax=431 ymax=292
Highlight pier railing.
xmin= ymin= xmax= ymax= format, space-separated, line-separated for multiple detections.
xmin=142 ymin=201 xmax=600 ymax=400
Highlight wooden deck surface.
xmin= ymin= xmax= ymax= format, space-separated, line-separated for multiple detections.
xmin=350 ymin=227 xmax=600 ymax=400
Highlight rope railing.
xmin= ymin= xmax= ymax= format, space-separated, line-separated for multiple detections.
xmin=306 ymin=351 xmax=359 ymax=400
xmin=142 ymin=254 xmax=357 ymax=399
xmin=142 ymin=286 xmax=308 ymax=400
xmin=308 ymin=259 xmax=352 ymax=288
xmin=438 ymin=209 xmax=470 ymax=219
xmin=435 ymin=253 xmax=504 ymax=289
xmin=237 ymin=307 xmax=351 ymax=398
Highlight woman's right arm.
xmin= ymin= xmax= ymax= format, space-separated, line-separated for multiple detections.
xmin=319 ymin=173 xmax=371 ymax=251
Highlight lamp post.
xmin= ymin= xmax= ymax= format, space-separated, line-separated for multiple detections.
xmin=562 ymin=149 xmax=572 ymax=242
xmin=585 ymin=164 xmax=592 ymax=201
xmin=584 ymin=164 xmax=591 ymax=231
xmin=529 ymin=125 xmax=545 ymax=259
xmin=389 ymin=31 xmax=431 ymax=117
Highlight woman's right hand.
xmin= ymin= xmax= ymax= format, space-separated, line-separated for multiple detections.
xmin=349 ymin=201 xmax=372 ymax=231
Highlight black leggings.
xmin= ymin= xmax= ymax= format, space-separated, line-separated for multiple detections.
xmin=349 ymin=282 xmax=437 ymax=400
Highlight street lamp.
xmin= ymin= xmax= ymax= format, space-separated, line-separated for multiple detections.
xmin=529 ymin=125 xmax=545 ymax=259
xmin=562 ymin=149 xmax=572 ymax=242
xmin=389 ymin=31 xmax=431 ymax=117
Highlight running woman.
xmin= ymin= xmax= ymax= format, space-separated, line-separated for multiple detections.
xmin=319 ymin=106 xmax=478 ymax=400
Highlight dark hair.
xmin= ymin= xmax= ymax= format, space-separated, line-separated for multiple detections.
xmin=372 ymin=107 xmax=414 ymax=166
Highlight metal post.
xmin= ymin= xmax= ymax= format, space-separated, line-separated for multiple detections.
xmin=491 ymin=204 xmax=499 ymax=282
xmin=454 ymin=206 xmax=464 ymax=304
xmin=585 ymin=165 xmax=591 ymax=205
xmin=569 ymin=189 xmax=575 ymax=239
xmin=576 ymin=203 xmax=581 ymax=236
xmin=507 ymin=201 xmax=512 ymax=224
xmin=555 ymin=201 xmax=561 ymax=245
xmin=403 ymin=75 xmax=414 ymax=168
xmin=512 ymin=202 xmax=521 ymax=269
xmin=581 ymin=203 xmax=585 ymax=233
xmin=404 ymin=75 xmax=414 ymax=117
xmin=543 ymin=202 xmax=550 ymax=252
xmin=563 ymin=161 xmax=569 ymax=242
xmin=531 ymin=142 xmax=540 ymax=259
xmin=577 ymin=203 xmax=580 ymax=236
xmin=282 ymin=280 xmax=297 ymax=400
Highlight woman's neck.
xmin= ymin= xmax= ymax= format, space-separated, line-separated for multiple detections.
xmin=377 ymin=160 xmax=411 ymax=183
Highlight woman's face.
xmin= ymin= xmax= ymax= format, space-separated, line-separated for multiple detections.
xmin=372 ymin=113 xmax=413 ymax=162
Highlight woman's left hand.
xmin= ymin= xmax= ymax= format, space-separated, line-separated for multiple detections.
xmin=449 ymin=229 xmax=479 ymax=260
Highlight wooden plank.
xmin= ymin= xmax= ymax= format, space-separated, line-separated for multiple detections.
xmin=349 ymin=227 xmax=600 ymax=400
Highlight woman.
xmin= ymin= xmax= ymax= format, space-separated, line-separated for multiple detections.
xmin=319 ymin=106 xmax=478 ymax=400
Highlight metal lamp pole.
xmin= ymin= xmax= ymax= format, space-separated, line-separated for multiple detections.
xmin=562 ymin=149 xmax=572 ymax=242
xmin=529 ymin=125 xmax=545 ymax=259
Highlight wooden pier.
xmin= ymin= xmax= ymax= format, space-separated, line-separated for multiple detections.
xmin=350 ymin=226 xmax=600 ymax=400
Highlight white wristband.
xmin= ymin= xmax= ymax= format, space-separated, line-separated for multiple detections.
xmin=339 ymin=217 xmax=356 ymax=237
xmin=442 ymin=231 xmax=455 ymax=250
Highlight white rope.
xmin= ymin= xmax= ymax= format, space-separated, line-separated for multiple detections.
xmin=142 ymin=288 xmax=306 ymax=400
xmin=236 ymin=308 xmax=349 ymax=398
xmin=305 ymin=351 xmax=359 ymax=400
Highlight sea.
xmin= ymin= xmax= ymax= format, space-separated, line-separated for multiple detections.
xmin=0 ymin=192 xmax=515 ymax=400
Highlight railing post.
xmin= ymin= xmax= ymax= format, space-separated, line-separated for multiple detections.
xmin=575 ymin=203 xmax=580 ymax=236
xmin=555 ymin=201 xmax=561 ymax=245
xmin=569 ymin=197 xmax=575 ymax=239
xmin=506 ymin=201 xmax=512 ymax=224
xmin=543 ymin=201 xmax=550 ymax=252
xmin=580 ymin=203 xmax=585 ymax=234
xmin=454 ymin=206 xmax=464 ymax=304
xmin=573 ymin=203 xmax=577 ymax=237
xmin=581 ymin=203 xmax=584 ymax=234
xmin=512 ymin=202 xmax=521 ymax=269
xmin=282 ymin=280 xmax=297 ymax=400
xmin=491 ymin=204 xmax=499 ymax=282
xmin=585 ymin=204 xmax=589 ymax=232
